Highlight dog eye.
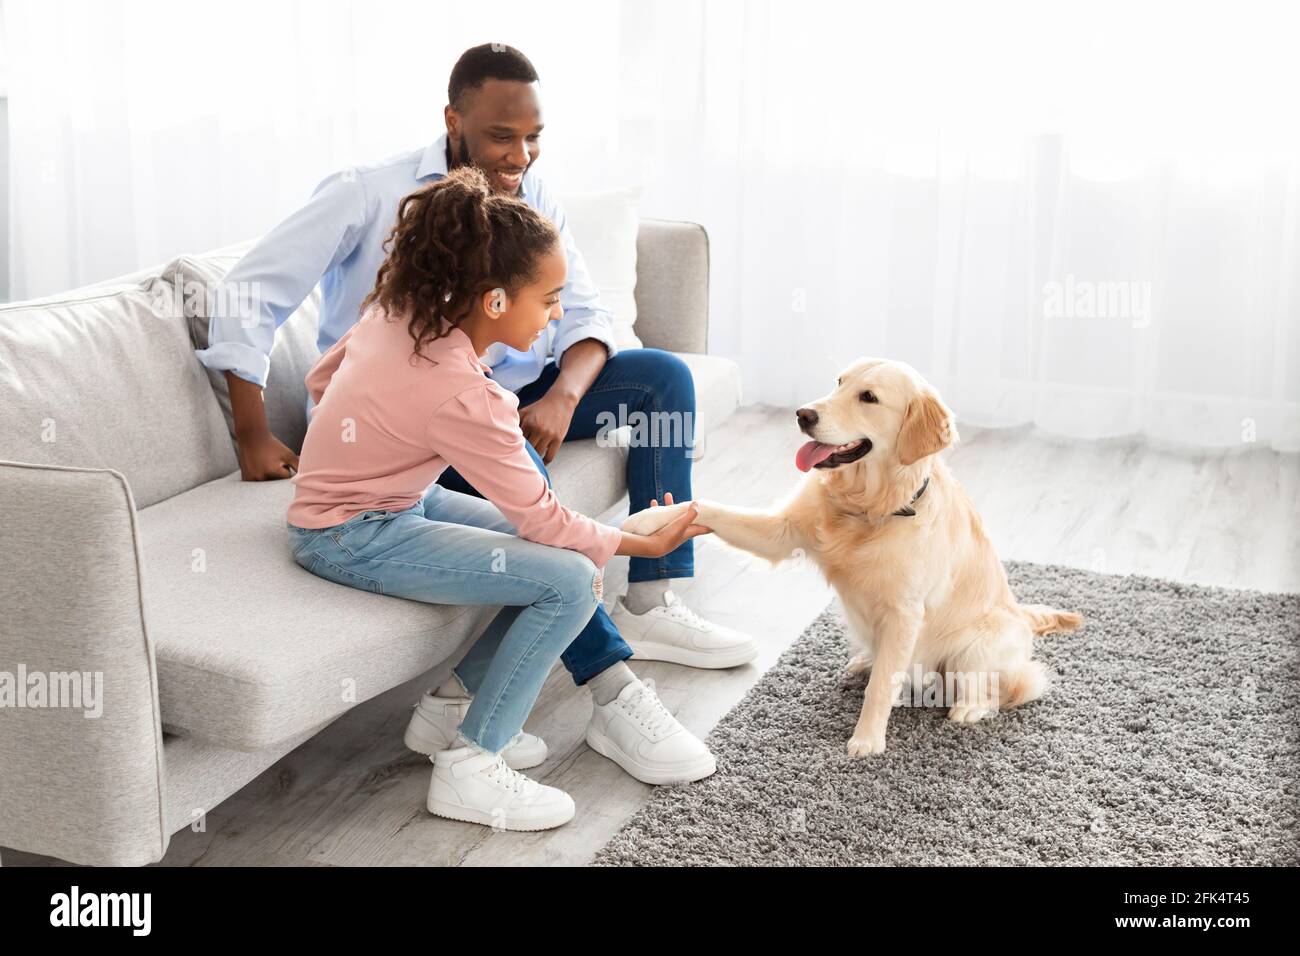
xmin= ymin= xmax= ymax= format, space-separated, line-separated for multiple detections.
xmin=860 ymin=390 xmax=878 ymax=404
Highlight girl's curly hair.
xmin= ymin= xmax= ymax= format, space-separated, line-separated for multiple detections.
xmin=362 ymin=165 xmax=560 ymax=360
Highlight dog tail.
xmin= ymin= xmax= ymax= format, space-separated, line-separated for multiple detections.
xmin=1019 ymin=603 xmax=1083 ymax=637
xmin=1002 ymin=660 xmax=1052 ymax=708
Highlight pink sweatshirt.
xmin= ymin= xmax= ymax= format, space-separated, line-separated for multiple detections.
xmin=286 ymin=306 xmax=622 ymax=568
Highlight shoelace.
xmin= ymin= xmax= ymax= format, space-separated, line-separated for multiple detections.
xmin=660 ymin=600 xmax=713 ymax=631
xmin=622 ymin=678 xmax=678 ymax=738
xmin=483 ymin=754 xmax=533 ymax=796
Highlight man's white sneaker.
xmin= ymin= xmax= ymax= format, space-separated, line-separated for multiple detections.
xmin=428 ymin=748 xmax=575 ymax=831
xmin=613 ymin=590 xmax=759 ymax=669
xmin=586 ymin=677 xmax=717 ymax=785
xmin=404 ymin=690 xmax=547 ymax=770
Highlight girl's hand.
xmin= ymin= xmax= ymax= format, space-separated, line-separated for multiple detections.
xmin=616 ymin=493 xmax=712 ymax=558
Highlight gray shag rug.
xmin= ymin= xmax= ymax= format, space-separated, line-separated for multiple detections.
xmin=595 ymin=561 xmax=1300 ymax=866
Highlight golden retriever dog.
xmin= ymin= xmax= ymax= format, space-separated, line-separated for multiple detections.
xmin=623 ymin=357 xmax=1082 ymax=756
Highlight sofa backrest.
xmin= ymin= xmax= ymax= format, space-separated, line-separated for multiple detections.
xmin=159 ymin=240 xmax=321 ymax=456
xmin=0 ymin=276 xmax=237 ymax=509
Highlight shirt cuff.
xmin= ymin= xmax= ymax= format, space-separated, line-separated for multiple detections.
xmin=195 ymin=341 xmax=271 ymax=389
xmin=589 ymin=522 xmax=623 ymax=569
xmin=552 ymin=318 xmax=619 ymax=369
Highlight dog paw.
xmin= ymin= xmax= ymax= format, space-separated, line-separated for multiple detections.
xmin=947 ymin=703 xmax=994 ymax=724
xmin=846 ymin=733 xmax=887 ymax=757
xmin=621 ymin=501 xmax=692 ymax=535
xmin=845 ymin=653 xmax=873 ymax=675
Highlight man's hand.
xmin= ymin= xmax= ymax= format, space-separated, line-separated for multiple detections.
xmin=518 ymin=390 xmax=578 ymax=465
xmin=519 ymin=338 xmax=608 ymax=464
xmin=225 ymin=370 xmax=299 ymax=481
xmin=235 ymin=429 xmax=300 ymax=481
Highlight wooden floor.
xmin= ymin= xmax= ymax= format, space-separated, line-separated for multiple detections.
xmin=7 ymin=406 xmax=1298 ymax=867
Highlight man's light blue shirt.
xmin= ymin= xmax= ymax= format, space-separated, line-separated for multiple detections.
xmin=194 ymin=134 xmax=618 ymax=394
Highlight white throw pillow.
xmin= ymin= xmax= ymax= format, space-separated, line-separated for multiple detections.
xmin=555 ymin=186 xmax=643 ymax=351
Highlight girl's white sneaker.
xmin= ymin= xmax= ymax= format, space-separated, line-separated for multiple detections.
xmin=428 ymin=748 xmax=575 ymax=832
xmin=405 ymin=690 xmax=548 ymax=769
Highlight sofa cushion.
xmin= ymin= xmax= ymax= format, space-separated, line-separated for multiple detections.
xmin=677 ymin=352 xmax=744 ymax=441
xmin=139 ymin=471 xmax=495 ymax=751
xmin=163 ymin=241 xmax=321 ymax=455
xmin=0 ymin=277 xmax=237 ymax=509
xmin=139 ymin=437 xmax=648 ymax=751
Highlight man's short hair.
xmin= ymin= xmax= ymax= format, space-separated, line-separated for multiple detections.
xmin=448 ymin=44 xmax=540 ymax=111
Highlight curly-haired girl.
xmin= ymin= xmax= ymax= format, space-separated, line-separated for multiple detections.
xmin=285 ymin=166 xmax=706 ymax=831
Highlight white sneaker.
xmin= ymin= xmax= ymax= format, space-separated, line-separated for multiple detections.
xmin=613 ymin=590 xmax=759 ymax=669
xmin=428 ymin=747 xmax=575 ymax=831
xmin=404 ymin=690 xmax=548 ymax=770
xmin=586 ymin=677 xmax=717 ymax=785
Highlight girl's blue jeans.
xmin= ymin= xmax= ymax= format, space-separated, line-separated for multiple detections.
xmin=286 ymin=484 xmax=602 ymax=754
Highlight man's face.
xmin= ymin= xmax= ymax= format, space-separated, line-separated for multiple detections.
xmin=445 ymin=79 xmax=543 ymax=195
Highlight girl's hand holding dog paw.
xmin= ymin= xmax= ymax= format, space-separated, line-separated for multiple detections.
xmin=617 ymin=492 xmax=712 ymax=558
xmin=621 ymin=492 xmax=693 ymax=535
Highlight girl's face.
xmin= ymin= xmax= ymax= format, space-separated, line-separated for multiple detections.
xmin=490 ymin=241 xmax=567 ymax=352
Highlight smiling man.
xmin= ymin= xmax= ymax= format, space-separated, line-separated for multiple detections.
xmin=195 ymin=44 xmax=757 ymax=787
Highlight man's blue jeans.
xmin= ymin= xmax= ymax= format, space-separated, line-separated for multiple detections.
xmin=438 ymin=347 xmax=698 ymax=686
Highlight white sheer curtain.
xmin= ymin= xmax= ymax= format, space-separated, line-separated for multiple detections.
xmin=5 ymin=0 xmax=1298 ymax=450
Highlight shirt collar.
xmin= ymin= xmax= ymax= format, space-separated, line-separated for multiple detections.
xmin=416 ymin=135 xmax=450 ymax=181
xmin=438 ymin=323 xmax=495 ymax=376
xmin=416 ymin=133 xmax=532 ymax=202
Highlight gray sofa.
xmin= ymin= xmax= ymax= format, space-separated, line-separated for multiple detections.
xmin=0 ymin=219 xmax=741 ymax=866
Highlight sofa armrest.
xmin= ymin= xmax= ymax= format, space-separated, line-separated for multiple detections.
xmin=634 ymin=219 xmax=710 ymax=354
xmin=0 ymin=461 xmax=169 ymax=866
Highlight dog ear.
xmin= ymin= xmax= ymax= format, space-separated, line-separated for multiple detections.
xmin=897 ymin=388 xmax=957 ymax=465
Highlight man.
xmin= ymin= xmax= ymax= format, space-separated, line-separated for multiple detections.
xmin=196 ymin=44 xmax=758 ymax=786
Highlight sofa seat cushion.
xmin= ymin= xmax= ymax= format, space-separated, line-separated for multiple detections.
xmin=677 ymin=352 xmax=743 ymax=439
xmin=139 ymin=438 xmax=638 ymax=752
xmin=138 ymin=472 xmax=498 ymax=751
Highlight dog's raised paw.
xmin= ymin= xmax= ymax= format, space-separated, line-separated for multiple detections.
xmin=621 ymin=501 xmax=692 ymax=536
xmin=846 ymin=733 xmax=886 ymax=757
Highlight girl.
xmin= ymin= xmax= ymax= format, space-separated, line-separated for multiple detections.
xmin=285 ymin=166 xmax=705 ymax=831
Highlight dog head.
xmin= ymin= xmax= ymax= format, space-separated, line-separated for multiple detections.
xmin=794 ymin=358 xmax=958 ymax=481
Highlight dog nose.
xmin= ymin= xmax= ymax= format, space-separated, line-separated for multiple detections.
xmin=796 ymin=407 xmax=818 ymax=431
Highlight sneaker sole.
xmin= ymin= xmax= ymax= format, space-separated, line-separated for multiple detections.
xmin=626 ymin=639 xmax=759 ymax=670
xmin=427 ymin=797 xmax=574 ymax=832
xmin=585 ymin=725 xmax=718 ymax=786
xmin=405 ymin=713 xmax=547 ymax=770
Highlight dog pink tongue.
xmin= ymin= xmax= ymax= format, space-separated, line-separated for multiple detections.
xmin=796 ymin=441 xmax=837 ymax=472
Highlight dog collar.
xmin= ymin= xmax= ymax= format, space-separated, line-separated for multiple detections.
xmin=892 ymin=476 xmax=930 ymax=517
